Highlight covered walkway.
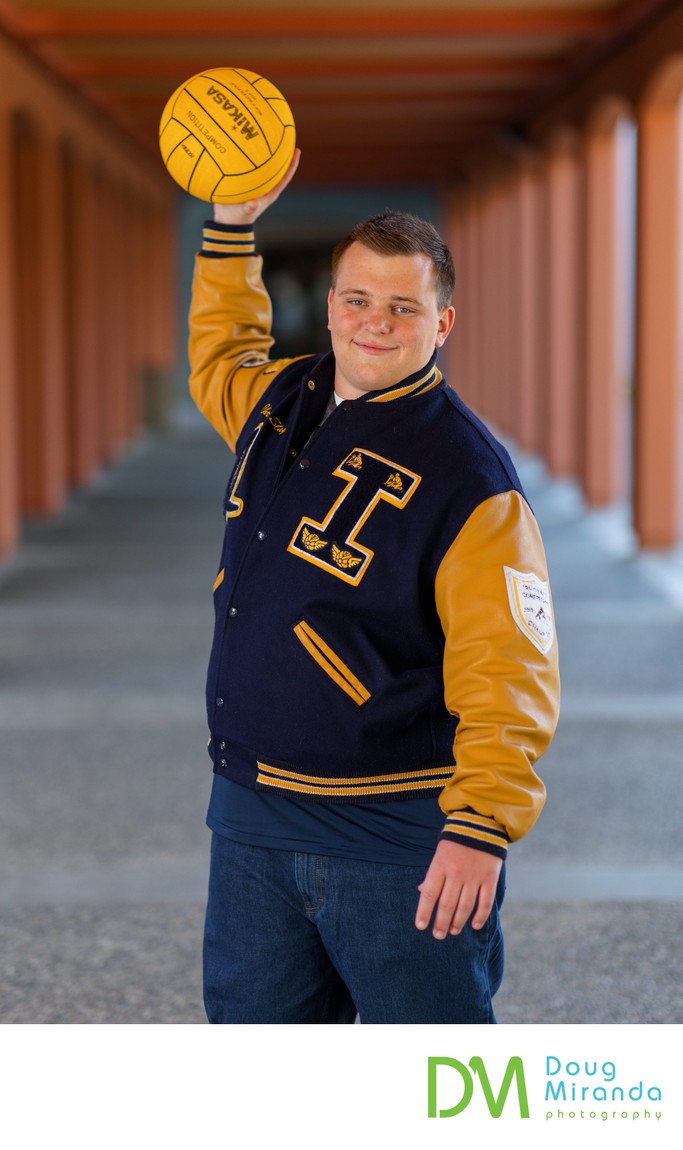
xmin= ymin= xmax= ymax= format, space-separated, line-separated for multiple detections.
xmin=2 ymin=0 xmax=683 ymax=1029
xmin=1 ymin=404 xmax=682 ymax=1024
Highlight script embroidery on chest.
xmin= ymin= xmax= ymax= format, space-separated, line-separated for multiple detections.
xmin=260 ymin=403 xmax=287 ymax=435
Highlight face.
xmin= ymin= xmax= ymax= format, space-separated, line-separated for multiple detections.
xmin=327 ymin=242 xmax=455 ymax=400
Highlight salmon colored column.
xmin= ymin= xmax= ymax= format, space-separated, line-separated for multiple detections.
xmin=111 ymin=181 xmax=130 ymax=456
xmin=498 ymin=176 xmax=515 ymax=440
xmin=498 ymin=173 xmax=517 ymax=440
xmin=16 ymin=121 xmax=68 ymax=517
xmin=145 ymin=205 xmax=160 ymax=379
xmin=436 ymin=193 xmax=462 ymax=395
xmin=100 ymin=177 xmax=127 ymax=455
xmin=583 ymin=111 xmax=624 ymax=506
xmin=514 ymin=154 xmax=544 ymax=456
xmin=544 ymin=128 xmax=584 ymax=479
xmin=440 ymin=190 xmax=467 ymax=398
xmin=165 ymin=207 xmax=180 ymax=374
xmin=492 ymin=179 xmax=510 ymax=431
xmin=147 ymin=201 xmax=181 ymax=428
xmin=634 ymin=79 xmax=682 ymax=547
xmin=155 ymin=203 xmax=180 ymax=373
xmin=485 ymin=181 xmax=502 ymax=429
xmin=94 ymin=172 xmax=122 ymax=464
xmin=465 ymin=183 xmax=483 ymax=414
xmin=479 ymin=181 xmax=497 ymax=423
xmin=126 ymin=194 xmax=145 ymax=437
xmin=41 ymin=135 xmax=69 ymax=512
xmin=458 ymin=194 xmax=474 ymax=404
xmin=485 ymin=183 xmax=501 ymax=427
xmin=0 ymin=105 xmax=20 ymax=555
xmin=456 ymin=193 xmax=474 ymax=404
xmin=65 ymin=156 xmax=102 ymax=487
xmin=127 ymin=195 xmax=147 ymax=437
xmin=586 ymin=106 xmax=637 ymax=509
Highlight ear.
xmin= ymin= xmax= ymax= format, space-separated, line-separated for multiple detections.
xmin=327 ymin=287 xmax=335 ymax=331
xmin=435 ymin=305 xmax=456 ymax=347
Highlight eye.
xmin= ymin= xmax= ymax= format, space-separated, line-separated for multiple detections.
xmin=394 ymin=306 xmax=415 ymax=315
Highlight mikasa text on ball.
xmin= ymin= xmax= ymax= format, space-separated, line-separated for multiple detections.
xmin=159 ymin=67 xmax=296 ymax=203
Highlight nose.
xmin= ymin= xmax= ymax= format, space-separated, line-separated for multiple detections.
xmin=364 ymin=306 xmax=391 ymax=333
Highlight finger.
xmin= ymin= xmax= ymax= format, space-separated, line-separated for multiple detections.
xmin=414 ymin=874 xmax=444 ymax=931
xmin=447 ymin=885 xmax=479 ymax=935
xmin=470 ymin=884 xmax=497 ymax=931
xmin=272 ymin=147 xmax=301 ymax=196
xmin=449 ymin=883 xmax=496 ymax=935
xmin=253 ymin=148 xmax=301 ymax=212
xmin=431 ymin=883 xmax=465 ymax=940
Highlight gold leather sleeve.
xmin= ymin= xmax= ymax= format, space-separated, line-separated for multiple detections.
xmin=434 ymin=489 xmax=560 ymax=855
xmin=188 ymin=252 xmax=297 ymax=452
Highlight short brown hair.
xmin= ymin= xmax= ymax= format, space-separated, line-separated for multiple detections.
xmin=331 ymin=210 xmax=455 ymax=311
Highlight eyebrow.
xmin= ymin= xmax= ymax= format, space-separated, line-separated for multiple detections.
xmin=339 ymin=288 xmax=424 ymax=307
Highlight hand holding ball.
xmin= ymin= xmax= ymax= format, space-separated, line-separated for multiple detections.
xmin=159 ymin=67 xmax=296 ymax=203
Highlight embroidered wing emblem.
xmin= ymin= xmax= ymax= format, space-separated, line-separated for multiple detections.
xmin=331 ymin=544 xmax=362 ymax=570
xmin=301 ymin=526 xmax=328 ymax=552
xmin=504 ymin=567 xmax=555 ymax=654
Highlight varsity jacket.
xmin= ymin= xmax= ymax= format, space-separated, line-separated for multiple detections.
xmin=188 ymin=221 xmax=560 ymax=860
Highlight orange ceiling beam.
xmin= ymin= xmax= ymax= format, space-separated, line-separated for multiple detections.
xmin=63 ymin=55 xmax=560 ymax=83
xmin=283 ymin=143 xmax=487 ymax=183
xmin=103 ymin=86 xmax=523 ymax=108
xmin=18 ymin=7 xmax=612 ymax=41
xmin=135 ymin=110 xmax=504 ymax=139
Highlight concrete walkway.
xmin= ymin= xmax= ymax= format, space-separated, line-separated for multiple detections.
xmin=1 ymin=404 xmax=682 ymax=1024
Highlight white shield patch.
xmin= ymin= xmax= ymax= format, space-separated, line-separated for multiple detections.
xmin=504 ymin=567 xmax=555 ymax=654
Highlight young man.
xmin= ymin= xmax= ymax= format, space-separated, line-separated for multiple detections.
xmin=189 ymin=152 xmax=560 ymax=1023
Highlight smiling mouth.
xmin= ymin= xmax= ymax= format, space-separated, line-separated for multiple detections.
xmin=354 ymin=340 xmax=396 ymax=354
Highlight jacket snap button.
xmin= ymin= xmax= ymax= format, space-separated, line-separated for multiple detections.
xmin=216 ymin=697 xmax=224 ymax=707
xmin=257 ymin=530 xmax=267 ymax=541
xmin=299 ymin=458 xmax=310 ymax=469
xmin=219 ymin=759 xmax=227 ymax=769
xmin=228 ymin=606 xmax=238 ymax=617
xmin=342 ymin=401 xmax=352 ymax=411
xmin=307 ymin=380 xmax=316 ymax=391
xmin=218 ymin=741 xmax=227 ymax=751
xmin=289 ymin=448 xmax=298 ymax=458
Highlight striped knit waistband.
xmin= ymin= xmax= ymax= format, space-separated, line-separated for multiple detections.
xmin=255 ymin=758 xmax=455 ymax=802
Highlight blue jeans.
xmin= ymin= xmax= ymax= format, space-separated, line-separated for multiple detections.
xmin=203 ymin=834 xmax=505 ymax=1024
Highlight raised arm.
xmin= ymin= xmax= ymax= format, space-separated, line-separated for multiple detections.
xmin=188 ymin=151 xmax=301 ymax=450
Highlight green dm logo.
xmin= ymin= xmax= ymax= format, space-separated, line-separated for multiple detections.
xmin=427 ymin=1056 xmax=530 ymax=1119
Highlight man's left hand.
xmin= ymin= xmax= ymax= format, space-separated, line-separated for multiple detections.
xmin=415 ymin=840 xmax=503 ymax=939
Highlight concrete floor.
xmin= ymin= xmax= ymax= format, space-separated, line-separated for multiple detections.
xmin=1 ymin=403 xmax=682 ymax=1025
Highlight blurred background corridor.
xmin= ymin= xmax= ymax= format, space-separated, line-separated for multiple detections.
xmin=1 ymin=0 xmax=683 ymax=1023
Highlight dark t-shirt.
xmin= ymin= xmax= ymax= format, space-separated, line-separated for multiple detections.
xmin=207 ymin=773 xmax=444 ymax=867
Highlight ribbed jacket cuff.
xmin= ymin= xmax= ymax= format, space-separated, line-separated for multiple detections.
xmin=200 ymin=220 xmax=256 ymax=258
xmin=439 ymin=808 xmax=509 ymax=860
